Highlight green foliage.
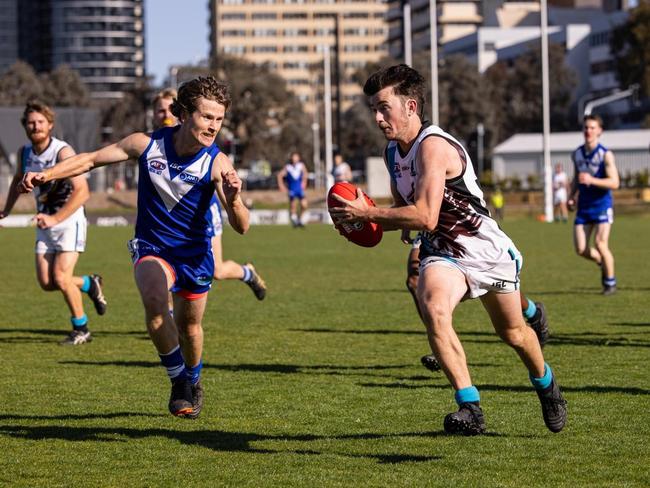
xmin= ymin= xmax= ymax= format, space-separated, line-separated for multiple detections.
xmin=610 ymin=2 xmax=650 ymax=99
xmin=210 ymin=56 xmax=312 ymax=169
xmin=0 ymin=220 xmax=649 ymax=487
xmin=0 ymin=61 xmax=90 ymax=107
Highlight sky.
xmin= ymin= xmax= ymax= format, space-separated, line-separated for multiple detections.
xmin=145 ymin=0 xmax=210 ymax=86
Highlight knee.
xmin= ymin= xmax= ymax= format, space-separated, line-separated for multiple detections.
xmin=594 ymin=239 xmax=609 ymax=255
xmin=575 ymin=246 xmax=589 ymax=258
xmin=498 ymin=325 xmax=527 ymax=349
xmin=178 ymin=322 xmax=203 ymax=341
xmin=52 ymin=272 xmax=72 ymax=291
xmin=140 ymin=291 xmax=170 ymax=324
xmin=420 ymin=302 xmax=452 ymax=334
xmin=213 ymin=267 xmax=225 ymax=281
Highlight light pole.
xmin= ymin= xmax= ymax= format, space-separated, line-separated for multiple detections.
xmin=403 ymin=1 xmax=412 ymax=66
xmin=323 ymin=45 xmax=334 ymax=190
xmin=429 ymin=0 xmax=439 ymax=125
xmin=541 ymin=0 xmax=553 ymax=223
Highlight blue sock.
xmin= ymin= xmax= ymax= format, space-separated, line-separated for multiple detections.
xmin=80 ymin=275 xmax=91 ymax=293
xmin=241 ymin=265 xmax=252 ymax=283
xmin=530 ymin=363 xmax=553 ymax=390
xmin=455 ymin=386 xmax=480 ymax=406
xmin=70 ymin=314 xmax=88 ymax=330
xmin=603 ymin=276 xmax=616 ymax=287
xmin=523 ymin=298 xmax=537 ymax=319
xmin=185 ymin=359 xmax=203 ymax=385
xmin=159 ymin=345 xmax=186 ymax=383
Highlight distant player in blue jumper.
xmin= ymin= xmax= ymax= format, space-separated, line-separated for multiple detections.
xmin=1 ymin=100 xmax=106 ymax=345
xmin=21 ymin=77 xmax=250 ymax=419
xmin=568 ymin=114 xmax=620 ymax=295
xmin=277 ymin=151 xmax=308 ymax=227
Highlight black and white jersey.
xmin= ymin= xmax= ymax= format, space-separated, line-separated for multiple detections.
xmin=384 ymin=124 xmax=516 ymax=267
xmin=21 ymin=137 xmax=75 ymax=215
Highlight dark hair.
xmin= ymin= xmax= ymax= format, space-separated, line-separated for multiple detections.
xmin=21 ymin=100 xmax=55 ymax=127
xmin=583 ymin=114 xmax=603 ymax=128
xmin=171 ymin=76 xmax=231 ymax=118
xmin=363 ymin=64 xmax=426 ymax=117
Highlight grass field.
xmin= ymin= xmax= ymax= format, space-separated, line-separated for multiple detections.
xmin=0 ymin=216 xmax=649 ymax=487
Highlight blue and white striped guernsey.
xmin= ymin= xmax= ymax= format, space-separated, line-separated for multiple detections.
xmin=136 ymin=126 xmax=219 ymax=257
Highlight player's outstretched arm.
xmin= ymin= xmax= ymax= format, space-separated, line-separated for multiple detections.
xmin=0 ymin=150 xmax=25 ymax=218
xmin=213 ymin=152 xmax=249 ymax=235
xmin=20 ymin=133 xmax=149 ymax=193
xmin=276 ymin=168 xmax=287 ymax=193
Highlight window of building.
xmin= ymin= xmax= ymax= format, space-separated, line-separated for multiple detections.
xmin=282 ymin=12 xmax=308 ymax=19
xmin=222 ymin=13 xmax=246 ymax=19
xmin=252 ymin=12 xmax=277 ymax=19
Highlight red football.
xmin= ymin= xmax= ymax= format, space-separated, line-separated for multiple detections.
xmin=327 ymin=182 xmax=383 ymax=247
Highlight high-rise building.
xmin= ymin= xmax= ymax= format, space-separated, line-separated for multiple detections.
xmin=0 ymin=0 xmax=19 ymax=73
xmin=209 ymin=0 xmax=389 ymax=113
xmin=13 ymin=0 xmax=145 ymax=100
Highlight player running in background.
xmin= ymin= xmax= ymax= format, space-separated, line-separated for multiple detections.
xmin=22 ymin=77 xmax=250 ymax=419
xmin=568 ymin=114 xmax=620 ymax=295
xmin=330 ymin=64 xmax=566 ymax=435
xmin=0 ymin=101 xmax=106 ymax=345
xmin=152 ymin=89 xmax=266 ymax=300
xmin=553 ymin=163 xmax=570 ymax=222
xmin=277 ymin=151 xmax=308 ymax=227
xmin=332 ymin=153 xmax=353 ymax=183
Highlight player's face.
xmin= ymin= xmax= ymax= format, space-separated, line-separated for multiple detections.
xmin=24 ymin=111 xmax=53 ymax=145
xmin=153 ymin=97 xmax=177 ymax=130
xmin=369 ymin=86 xmax=410 ymax=142
xmin=183 ymin=97 xmax=225 ymax=148
xmin=583 ymin=120 xmax=602 ymax=145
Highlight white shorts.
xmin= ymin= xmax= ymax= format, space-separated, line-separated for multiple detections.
xmin=420 ymin=248 xmax=522 ymax=299
xmin=210 ymin=201 xmax=223 ymax=237
xmin=554 ymin=188 xmax=567 ymax=205
xmin=35 ymin=208 xmax=87 ymax=254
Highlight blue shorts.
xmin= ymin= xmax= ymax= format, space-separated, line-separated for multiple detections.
xmin=289 ymin=188 xmax=305 ymax=200
xmin=128 ymin=238 xmax=214 ymax=296
xmin=575 ymin=206 xmax=613 ymax=225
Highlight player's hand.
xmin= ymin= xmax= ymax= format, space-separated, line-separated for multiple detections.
xmin=401 ymin=229 xmax=413 ymax=244
xmin=567 ymin=199 xmax=575 ymax=212
xmin=20 ymin=172 xmax=47 ymax=193
xmin=221 ymin=169 xmax=242 ymax=203
xmin=329 ymin=188 xmax=370 ymax=224
xmin=578 ymin=172 xmax=593 ymax=186
xmin=34 ymin=213 xmax=58 ymax=229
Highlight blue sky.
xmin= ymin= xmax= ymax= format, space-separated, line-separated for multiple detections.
xmin=145 ymin=0 xmax=210 ymax=86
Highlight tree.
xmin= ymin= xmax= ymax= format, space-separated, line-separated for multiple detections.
xmin=0 ymin=61 xmax=43 ymax=105
xmin=610 ymin=2 xmax=650 ymax=126
xmin=40 ymin=64 xmax=91 ymax=107
xmin=485 ymin=42 xmax=577 ymax=141
xmin=206 ymin=56 xmax=312 ymax=168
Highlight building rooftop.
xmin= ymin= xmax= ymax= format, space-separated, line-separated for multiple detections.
xmin=494 ymin=130 xmax=650 ymax=154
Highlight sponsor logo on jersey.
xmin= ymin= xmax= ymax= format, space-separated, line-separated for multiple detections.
xmin=149 ymin=160 xmax=166 ymax=174
xmin=179 ymin=172 xmax=200 ymax=184
xmin=169 ymin=162 xmax=184 ymax=171
xmin=393 ymin=162 xmax=402 ymax=178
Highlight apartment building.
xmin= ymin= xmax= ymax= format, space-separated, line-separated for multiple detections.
xmin=209 ymin=0 xmax=389 ymax=112
xmin=4 ymin=0 xmax=145 ymax=100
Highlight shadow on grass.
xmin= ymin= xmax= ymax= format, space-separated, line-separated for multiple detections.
xmin=290 ymin=327 xmax=423 ymax=336
xmin=549 ymin=333 xmax=650 ymax=348
xmin=0 ymin=422 xmax=446 ymax=463
xmin=0 ymin=412 xmax=165 ymax=421
xmin=0 ymin=328 xmax=148 ymax=344
xmin=609 ymin=322 xmax=650 ymax=327
xmin=359 ymin=381 xmax=650 ymax=395
xmin=59 ymin=360 xmax=418 ymax=378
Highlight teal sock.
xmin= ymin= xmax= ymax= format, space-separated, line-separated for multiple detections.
xmin=523 ymin=298 xmax=537 ymax=319
xmin=455 ymin=386 xmax=480 ymax=405
xmin=70 ymin=314 xmax=88 ymax=331
xmin=530 ymin=363 xmax=553 ymax=390
xmin=80 ymin=275 xmax=91 ymax=293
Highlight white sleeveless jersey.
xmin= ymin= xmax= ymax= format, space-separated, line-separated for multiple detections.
xmin=21 ymin=137 xmax=82 ymax=217
xmin=385 ymin=124 xmax=517 ymax=267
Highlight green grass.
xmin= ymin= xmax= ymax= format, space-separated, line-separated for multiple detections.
xmin=0 ymin=217 xmax=649 ymax=487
